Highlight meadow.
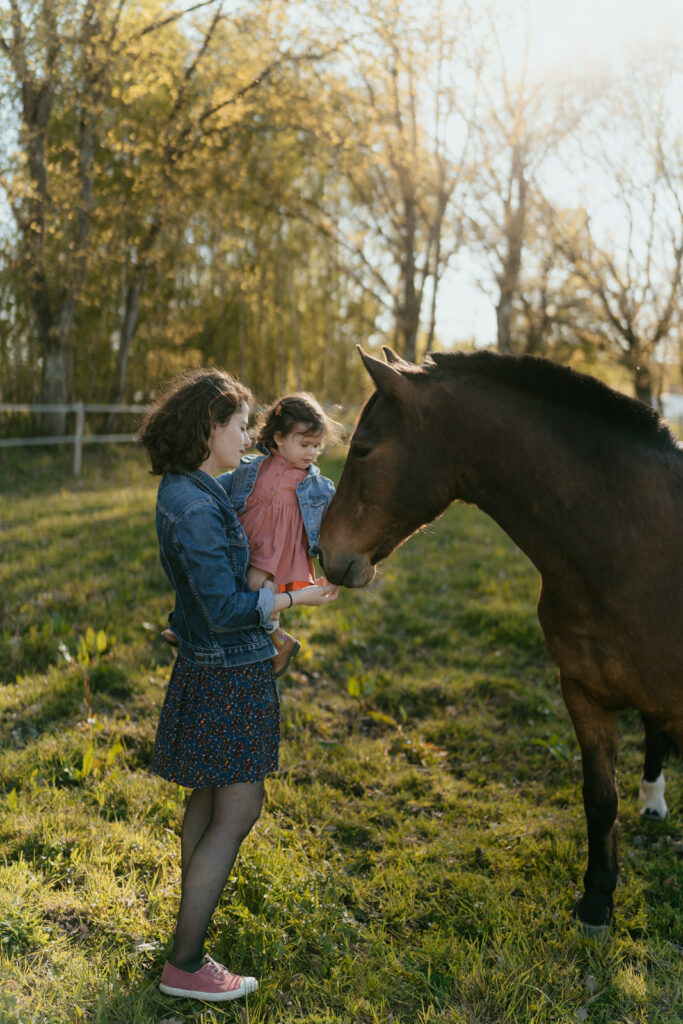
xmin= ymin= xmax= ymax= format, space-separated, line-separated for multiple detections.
xmin=0 ymin=446 xmax=680 ymax=1024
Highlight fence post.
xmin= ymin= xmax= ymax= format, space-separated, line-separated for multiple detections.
xmin=73 ymin=402 xmax=85 ymax=476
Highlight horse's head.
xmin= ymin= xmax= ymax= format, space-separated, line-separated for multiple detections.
xmin=319 ymin=346 xmax=453 ymax=587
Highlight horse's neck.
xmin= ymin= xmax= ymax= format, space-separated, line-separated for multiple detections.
xmin=439 ymin=382 xmax=613 ymax=579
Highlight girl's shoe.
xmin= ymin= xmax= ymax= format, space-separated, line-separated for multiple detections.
xmin=271 ymin=630 xmax=300 ymax=676
xmin=159 ymin=956 xmax=258 ymax=1002
xmin=161 ymin=628 xmax=179 ymax=647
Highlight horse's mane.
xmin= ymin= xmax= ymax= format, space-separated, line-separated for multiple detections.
xmin=426 ymin=350 xmax=677 ymax=451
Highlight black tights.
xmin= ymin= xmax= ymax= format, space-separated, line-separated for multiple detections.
xmin=170 ymin=781 xmax=264 ymax=972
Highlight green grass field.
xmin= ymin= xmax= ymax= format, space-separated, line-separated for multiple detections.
xmin=0 ymin=446 xmax=680 ymax=1024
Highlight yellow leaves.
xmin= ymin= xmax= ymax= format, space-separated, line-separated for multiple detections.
xmin=112 ymin=70 xmax=176 ymax=108
xmin=121 ymin=82 xmax=155 ymax=105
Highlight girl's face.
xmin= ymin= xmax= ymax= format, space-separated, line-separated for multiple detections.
xmin=201 ymin=402 xmax=250 ymax=475
xmin=274 ymin=427 xmax=324 ymax=470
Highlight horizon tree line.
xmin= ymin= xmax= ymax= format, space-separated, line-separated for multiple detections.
xmin=1 ymin=0 xmax=682 ymax=433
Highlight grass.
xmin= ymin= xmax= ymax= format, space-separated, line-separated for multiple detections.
xmin=0 ymin=445 xmax=680 ymax=1024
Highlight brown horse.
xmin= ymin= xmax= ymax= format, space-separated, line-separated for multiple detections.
xmin=319 ymin=346 xmax=682 ymax=933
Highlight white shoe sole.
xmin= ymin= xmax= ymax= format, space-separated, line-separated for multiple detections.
xmin=159 ymin=977 xmax=258 ymax=1001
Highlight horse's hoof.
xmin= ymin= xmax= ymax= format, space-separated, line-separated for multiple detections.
xmin=579 ymin=920 xmax=611 ymax=940
xmin=640 ymin=806 xmax=667 ymax=821
xmin=639 ymin=775 xmax=667 ymax=820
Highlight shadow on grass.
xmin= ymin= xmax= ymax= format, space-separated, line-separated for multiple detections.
xmin=0 ymin=444 xmax=150 ymax=498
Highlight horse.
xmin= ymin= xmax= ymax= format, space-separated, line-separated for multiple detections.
xmin=319 ymin=346 xmax=682 ymax=934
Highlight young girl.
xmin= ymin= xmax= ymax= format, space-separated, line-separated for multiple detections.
xmin=163 ymin=393 xmax=339 ymax=676
xmin=139 ymin=369 xmax=338 ymax=1003
xmin=222 ymin=393 xmax=339 ymax=674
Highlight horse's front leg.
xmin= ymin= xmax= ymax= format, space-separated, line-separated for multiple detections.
xmin=639 ymin=713 xmax=668 ymax=820
xmin=560 ymin=673 xmax=619 ymax=934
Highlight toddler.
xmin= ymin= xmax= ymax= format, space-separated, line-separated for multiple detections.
xmin=163 ymin=393 xmax=339 ymax=675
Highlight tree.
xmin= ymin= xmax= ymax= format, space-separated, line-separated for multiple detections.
xmin=101 ymin=14 xmax=379 ymax=407
xmin=554 ymin=58 xmax=683 ymax=405
xmin=0 ymin=0 xmax=214 ymax=426
xmin=0 ymin=229 xmax=35 ymax=406
xmin=465 ymin=15 xmax=592 ymax=354
xmin=290 ymin=0 xmax=480 ymax=362
xmin=0 ymin=0 xmax=338 ymax=427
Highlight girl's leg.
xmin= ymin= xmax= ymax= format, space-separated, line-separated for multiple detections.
xmin=247 ymin=566 xmax=280 ymax=632
xmin=246 ymin=565 xmax=273 ymax=592
xmin=246 ymin=564 xmax=298 ymax=675
xmin=170 ymin=780 xmax=264 ymax=973
xmin=180 ymin=788 xmax=213 ymax=881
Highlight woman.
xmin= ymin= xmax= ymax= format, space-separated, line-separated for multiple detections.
xmin=138 ymin=368 xmax=338 ymax=1003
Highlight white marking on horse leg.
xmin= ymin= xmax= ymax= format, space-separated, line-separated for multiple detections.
xmin=639 ymin=772 xmax=667 ymax=820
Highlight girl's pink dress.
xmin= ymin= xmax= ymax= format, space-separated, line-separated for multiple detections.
xmin=238 ymin=449 xmax=315 ymax=586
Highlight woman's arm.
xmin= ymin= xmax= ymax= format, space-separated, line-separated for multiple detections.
xmin=173 ymin=503 xmax=274 ymax=632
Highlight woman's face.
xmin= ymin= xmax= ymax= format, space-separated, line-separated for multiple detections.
xmin=201 ymin=402 xmax=250 ymax=475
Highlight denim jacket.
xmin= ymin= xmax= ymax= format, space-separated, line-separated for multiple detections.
xmin=218 ymin=445 xmax=335 ymax=557
xmin=156 ymin=469 xmax=276 ymax=667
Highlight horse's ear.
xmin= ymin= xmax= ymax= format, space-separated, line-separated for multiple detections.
xmin=357 ymin=346 xmax=407 ymax=397
xmin=382 ymin=346 xmax=412 ymax=367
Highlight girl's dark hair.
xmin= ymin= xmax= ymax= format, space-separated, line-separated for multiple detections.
xmin=138 ymin=368 xmax=252 ymax=474
xmin=255 ymin=393 xmax=342 ymax=450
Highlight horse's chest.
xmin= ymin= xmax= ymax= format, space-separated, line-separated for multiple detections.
xmin=545 ymin=628 xmax=626 ymax=693
xmin=538 ymin=598 xmax=634 ymax=703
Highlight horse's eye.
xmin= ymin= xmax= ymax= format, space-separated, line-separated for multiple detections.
xmin=351 ymin=443 xmax=371 ymax=459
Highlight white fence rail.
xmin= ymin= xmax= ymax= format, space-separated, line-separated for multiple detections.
xmin=0 ymin=402 xmax=147 ymax=475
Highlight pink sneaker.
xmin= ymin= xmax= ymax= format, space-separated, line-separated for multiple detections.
xmin=159 ymin=956 xmax=258 ymax=1001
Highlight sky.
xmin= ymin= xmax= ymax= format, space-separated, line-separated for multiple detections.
xmin=437 ymin=0 xmax=683 ymax=348
xmin=519 ymin=0 xmax=683 ymax=73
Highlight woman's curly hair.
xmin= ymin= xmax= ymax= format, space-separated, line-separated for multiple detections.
xmin=254 ymin=393 xmax=343 ymax=450
xmin=138 ymin=368 xmax=252 ymax=475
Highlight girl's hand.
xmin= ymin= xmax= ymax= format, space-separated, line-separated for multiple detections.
xmin=296 ymin=583 xmax=338 ymax=607
xmin=272 ymin=581 xmax=338 ymax=613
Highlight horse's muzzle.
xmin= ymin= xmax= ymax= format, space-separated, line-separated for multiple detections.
xmin=318 ymin=549 xmax=376 ymax=588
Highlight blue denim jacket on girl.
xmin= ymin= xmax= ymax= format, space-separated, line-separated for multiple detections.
xmin=218 ymin=444 xmax=335 ymax=557
xmin=156 ymin=469 xmax=276 ymax=668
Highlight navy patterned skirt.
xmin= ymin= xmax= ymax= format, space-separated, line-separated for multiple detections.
xmin=152 ymin=656 xmax=280 ymax=788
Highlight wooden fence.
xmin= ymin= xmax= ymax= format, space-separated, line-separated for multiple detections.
xmin=0 ymin=402 xmax=147 ymax=475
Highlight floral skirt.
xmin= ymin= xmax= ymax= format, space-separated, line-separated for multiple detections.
xmin=152 ymin=656 xmax=279 ymax=788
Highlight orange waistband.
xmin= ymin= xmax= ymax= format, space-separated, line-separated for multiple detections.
xmin=278 ymin=580 xmax=311 ymax=592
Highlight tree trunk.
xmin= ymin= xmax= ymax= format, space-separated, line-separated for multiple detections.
xmin=238 ymin=295 xmax=248 ymax=384
xmin=396 ymin=196 xmax=420 ymax=362
xmin=496 ymin=289 xmax=514 ymax=354
xmin=41 ymin=346 xmax=71 ymax=434
xmin=107 ymin=222 xmax=161 ymax=417
xmin=289 ymin=275 xmax=302 ymax=390
xmin=633 ymin=360 xmax=654 ymax=407
xmin=26 ymin=274 xmax=71 ymax=433
xmin=105 ymin=274 xmax=143 ymax=423
xmin=496 ymin=145 xmax=527 ymax=355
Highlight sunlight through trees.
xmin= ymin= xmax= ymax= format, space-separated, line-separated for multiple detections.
xmin=1 ymin=0 xmax=681 ymax=421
